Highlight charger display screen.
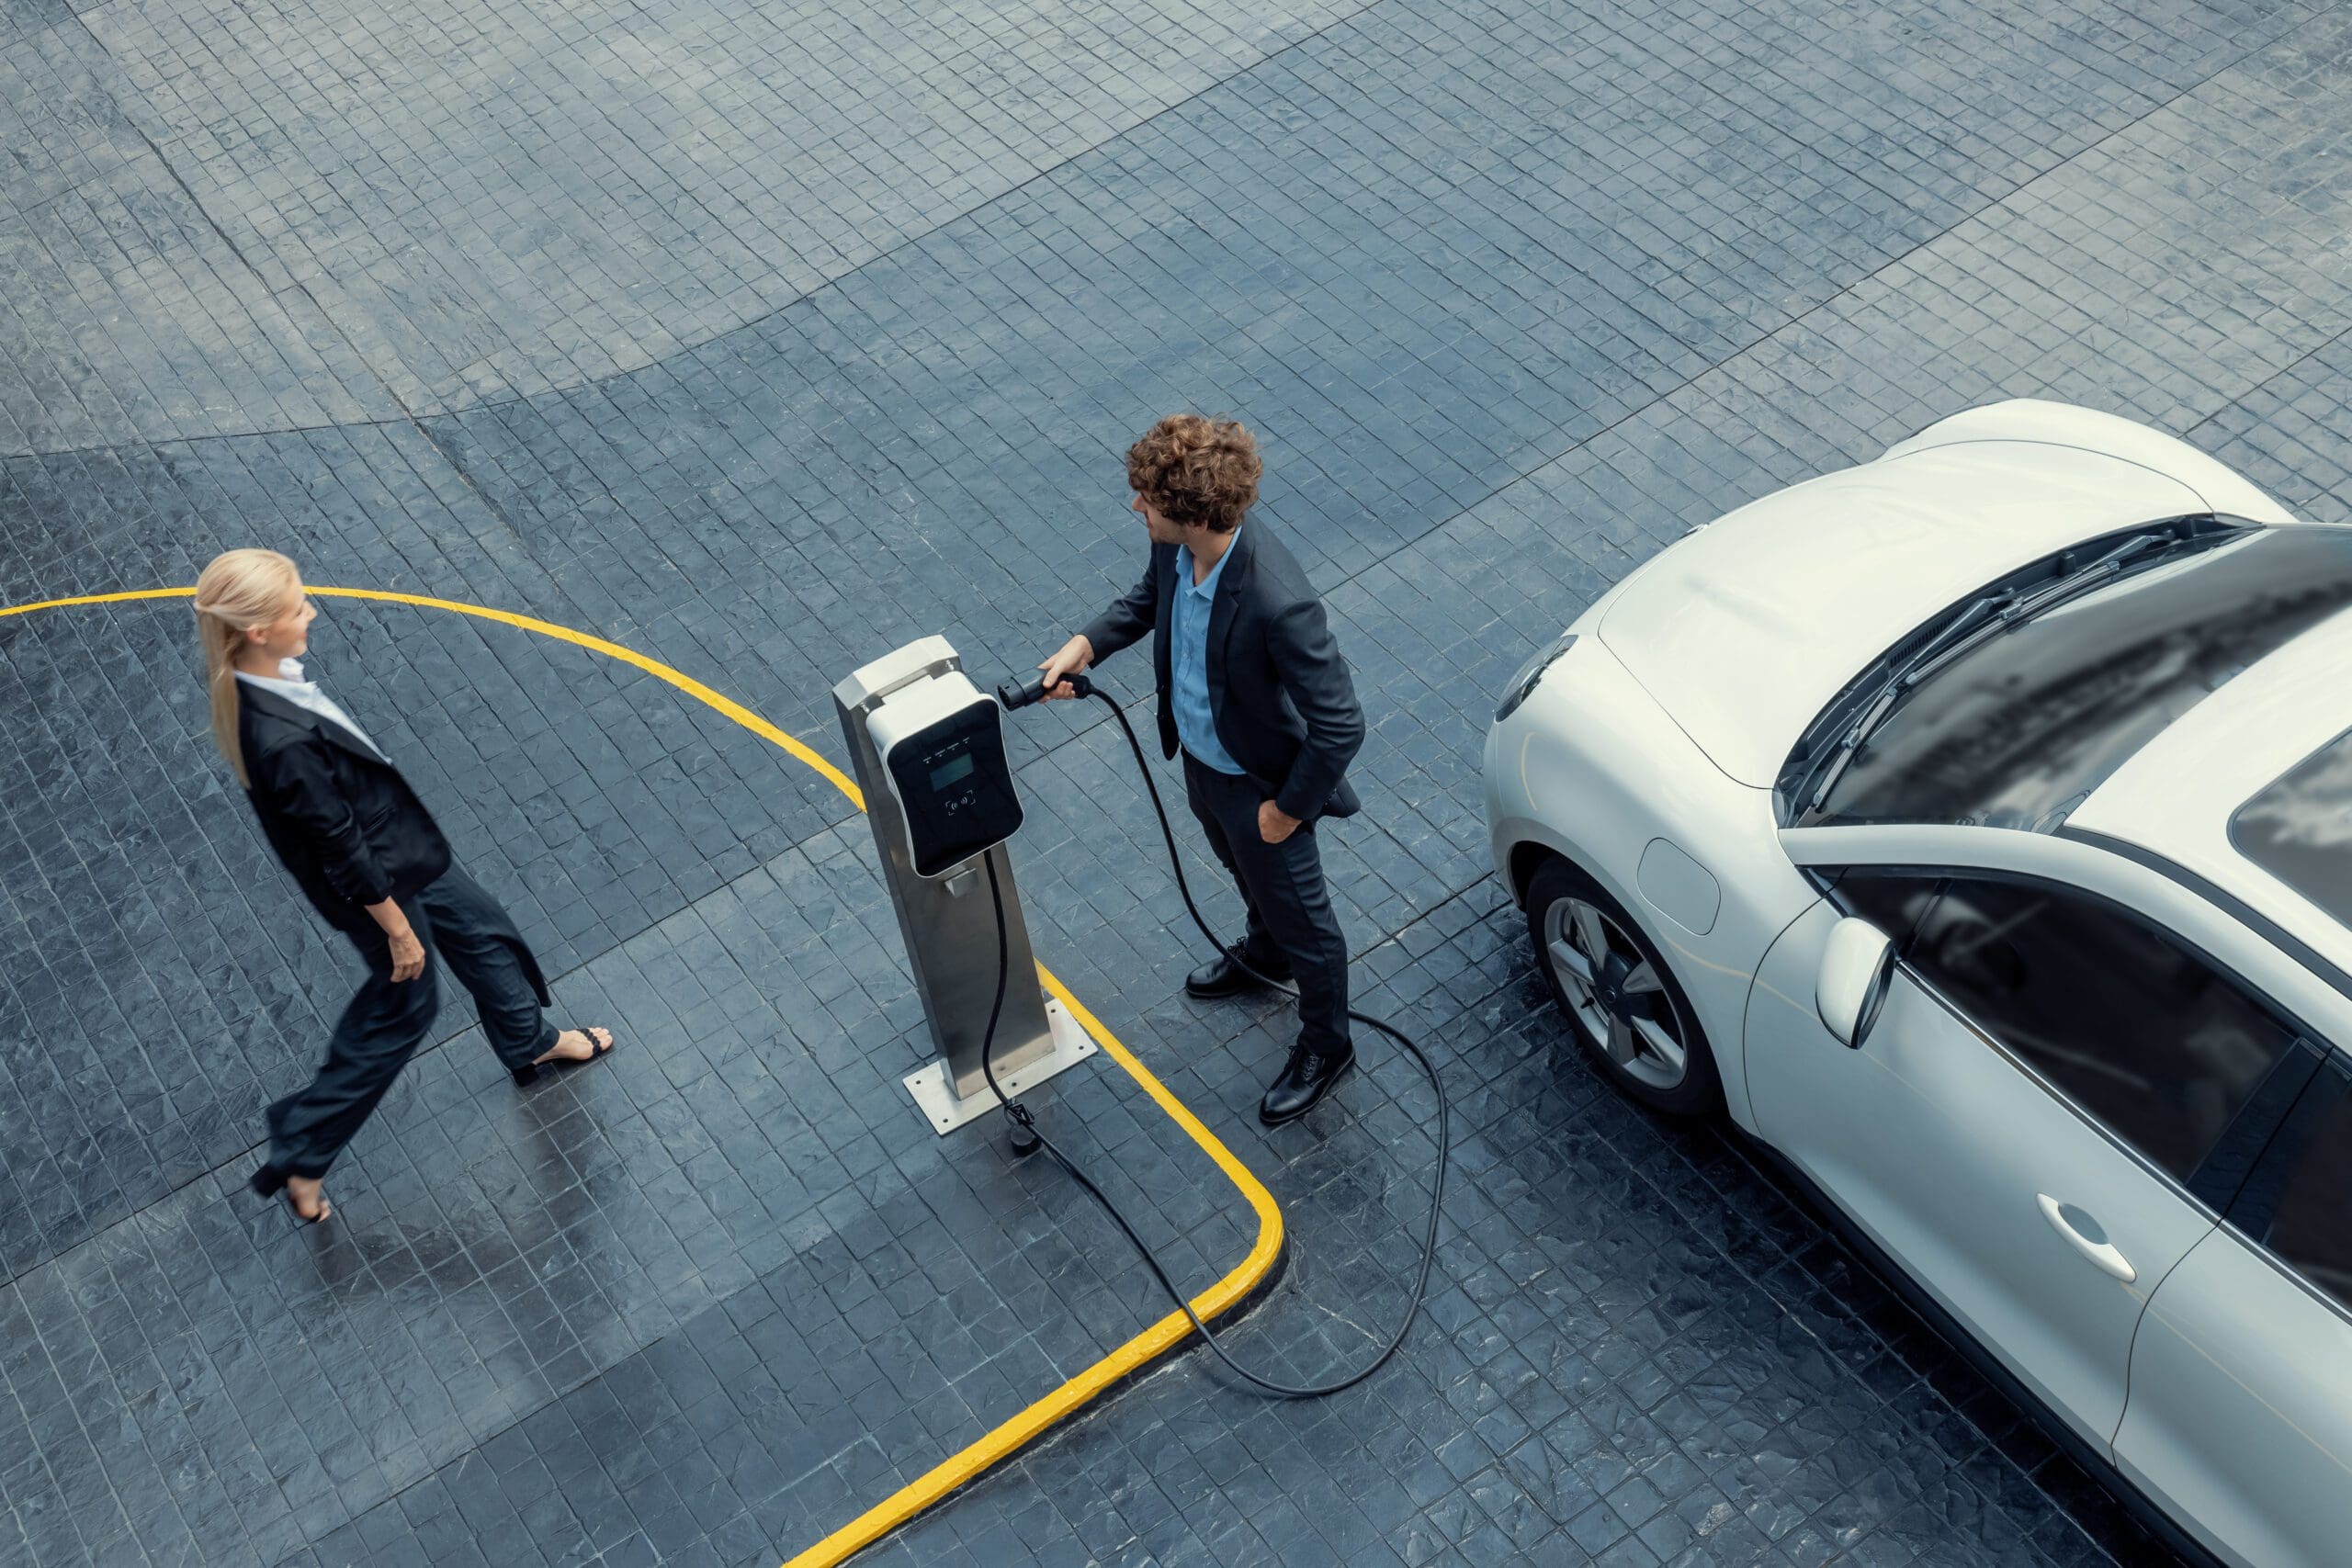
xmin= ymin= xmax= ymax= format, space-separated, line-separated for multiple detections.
xmin=878 ymin=695 xmax=1023 ymax=877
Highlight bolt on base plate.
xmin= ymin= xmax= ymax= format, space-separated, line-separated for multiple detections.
xmin=905 ymin=998 xmax=1097 ymax=1135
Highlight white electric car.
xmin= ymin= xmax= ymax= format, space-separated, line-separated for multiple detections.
xmin=1484 ymin=400 xmax=2352 ymax=1567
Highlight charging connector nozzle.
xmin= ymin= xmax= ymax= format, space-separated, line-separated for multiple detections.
xmin=998 ymin=671 xmax=1091 ymax=710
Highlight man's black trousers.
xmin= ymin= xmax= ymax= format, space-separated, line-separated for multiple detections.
xmin=262 ymin=868 xmax=556 ymax=1180
xmin=1182 ymin=751 xmax=1351 ymax=1057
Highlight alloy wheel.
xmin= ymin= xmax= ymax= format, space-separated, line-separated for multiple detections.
xmin=1542 ymin=896 xmax=1689 ymax=1089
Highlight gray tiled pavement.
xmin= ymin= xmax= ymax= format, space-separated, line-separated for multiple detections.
xmin=6 ymin=0 xmax=2351 ymax=1561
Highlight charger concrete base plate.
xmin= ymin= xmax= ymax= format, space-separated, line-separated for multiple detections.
xmin=906 ymin=997 xmax=1097 ymax=1134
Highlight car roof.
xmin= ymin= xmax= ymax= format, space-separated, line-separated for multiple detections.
xmin=2073 ymin=582 xmax=2352 ymax=977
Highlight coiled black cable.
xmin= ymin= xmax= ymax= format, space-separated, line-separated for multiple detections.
xmin=976 ymin=684 xmax=1448 ymax=1398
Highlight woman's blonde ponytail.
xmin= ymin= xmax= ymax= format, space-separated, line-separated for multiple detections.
xmin=192 ymin=549 xmax=299 ymax=789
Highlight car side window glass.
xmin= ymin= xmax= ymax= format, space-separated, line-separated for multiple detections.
xmin=2257 ymin=1077 xmax=2352 ymax=1313
xmin=1829 ymin=871 xmax=1943 ymax=951
xmin=1905 ymin=875 xmax=2301 ymax=1183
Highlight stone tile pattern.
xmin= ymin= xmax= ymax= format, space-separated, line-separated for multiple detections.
xmin=6 ymin=0 xmax=2352 ymax=1562
xmin=0 ymin=23 xmax=395 ymax=457
xmin=37 ymin=0 xmax=1377 ymax=436
xmin=4 ymin=0 xmax=2311 ymax=449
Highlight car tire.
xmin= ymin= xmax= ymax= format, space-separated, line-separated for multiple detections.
xmin=1524 ymin=854 xmax=1723 ymax=1117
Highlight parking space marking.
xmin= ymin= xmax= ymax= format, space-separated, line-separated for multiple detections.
xmin=0 ymin=584 xmax=1284 ymax=1568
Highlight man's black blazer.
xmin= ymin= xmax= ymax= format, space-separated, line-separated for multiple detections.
xmin=1080 ymin=520 xmax=1364 ymax=823
xmin=237 ymin=682 xmax=453 ymax=933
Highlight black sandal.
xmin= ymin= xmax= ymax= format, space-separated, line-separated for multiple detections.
xmin=511 ymin=1025 xmax=616 ymax=1087
xmin=250 ymin=1165 xmax=332 ymax=1224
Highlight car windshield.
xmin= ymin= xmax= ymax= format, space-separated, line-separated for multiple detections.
xmin=1786 ymin=524 xmax=2352 ymax=830
xmin=2233 ymin=727 xmax=2352 ymax=937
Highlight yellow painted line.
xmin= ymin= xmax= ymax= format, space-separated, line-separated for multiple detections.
xmin=5 ymin=583 xmax=1283 ymax=1568
xmin=788 ymin=969 xmax=1284 ymax=1568
xmin=0 ymin=587 xmax=198 ymax=615
xmin=3 ymin=584 xmax=863 ymax=803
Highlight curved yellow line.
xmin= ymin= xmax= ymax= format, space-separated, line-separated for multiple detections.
xmin=4 ymin=584 xmax=1283 ymax=1567
xmin=788 ymin=968 xmax=1283 ymax=1568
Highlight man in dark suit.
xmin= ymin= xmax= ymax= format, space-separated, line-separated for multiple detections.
xmin=1037 ymin=415 xmax=1365 ymax=1123
xmin=195 ymin=549 xmax=614 ymax=1223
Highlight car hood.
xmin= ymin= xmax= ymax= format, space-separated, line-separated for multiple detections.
xmin=1597 ymin=442 xmax=2206 ymax=786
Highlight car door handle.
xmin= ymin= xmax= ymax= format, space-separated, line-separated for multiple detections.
xmin=2037 ymin=1194 xmax=2137 ymax=1284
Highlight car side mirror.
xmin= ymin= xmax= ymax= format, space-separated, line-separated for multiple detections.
xmin=1816 ymin=917 xmax=1895 ymax=1050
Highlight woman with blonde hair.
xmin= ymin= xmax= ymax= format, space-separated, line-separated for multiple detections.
xmin=195 ymin=548 xmax=615 ymax=1223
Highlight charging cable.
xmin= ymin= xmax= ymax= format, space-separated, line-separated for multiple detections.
xmin=978 ymin=672 xmax=1449 ymax=1398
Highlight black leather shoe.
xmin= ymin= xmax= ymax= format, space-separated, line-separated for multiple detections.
xmin=1259 ymin=1043 xmax=1355 ymax=1125
xmin=1186 ymin=945 xmax=1291 ymax=999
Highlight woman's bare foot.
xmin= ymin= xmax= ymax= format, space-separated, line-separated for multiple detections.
xmin=533 ymin=1026 xmax=615 ymax=1067
xmin=284 ymin=1175 xmax=331 ymax=1224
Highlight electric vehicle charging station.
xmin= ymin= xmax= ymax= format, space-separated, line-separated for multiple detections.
xmin=840 ymin=633 xmax=1443 ymax=1397
xmin=833 ymin=636 xmax=1095 ymax=1134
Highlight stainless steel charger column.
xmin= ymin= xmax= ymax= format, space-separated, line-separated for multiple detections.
xmin=833 ymin=635 xmax=1095 ymax=1134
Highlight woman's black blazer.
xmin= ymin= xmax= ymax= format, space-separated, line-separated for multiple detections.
xmin=236 ymin=682 xmax=452 ymax=933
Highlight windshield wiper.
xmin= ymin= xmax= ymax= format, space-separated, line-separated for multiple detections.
xmin=1905 ymin=533 xmax=2163 ymax=683
xmin=1799 ymin=580 xmax=2034 ymax=812
xmin=1799 ymin=530 xmax=2191 ymax=814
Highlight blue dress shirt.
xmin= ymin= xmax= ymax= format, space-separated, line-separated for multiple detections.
xmin=1171 ymin=543 xmax=1245 ymax=774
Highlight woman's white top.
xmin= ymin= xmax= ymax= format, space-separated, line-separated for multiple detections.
xmin=235 ymin=658 xmax=387 ymax=762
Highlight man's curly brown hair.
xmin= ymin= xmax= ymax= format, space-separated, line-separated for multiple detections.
xmin=1125 ymin=414 xmax=1261 ymax=534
